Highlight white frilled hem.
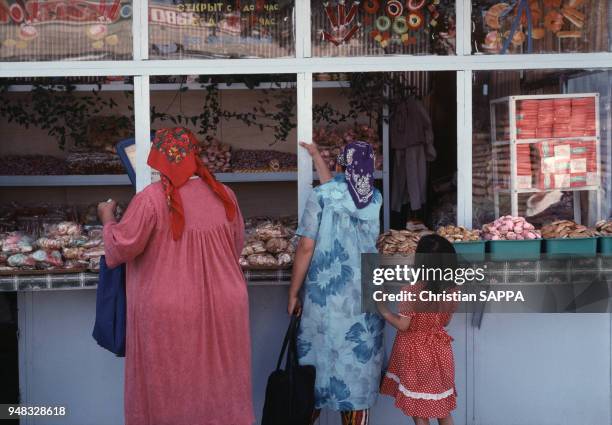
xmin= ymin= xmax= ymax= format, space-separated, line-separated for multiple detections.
xmin=385 ymin=372 xmax=454 ymax=401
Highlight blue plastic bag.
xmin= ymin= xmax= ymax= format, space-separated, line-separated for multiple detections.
xmin=92 ymin=256 xmax=126 ymax=357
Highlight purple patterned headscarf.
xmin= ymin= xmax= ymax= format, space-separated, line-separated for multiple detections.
xmin=337 ymin=140 xmax=375 ymax=209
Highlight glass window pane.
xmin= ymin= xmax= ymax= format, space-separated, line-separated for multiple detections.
xmin=0 ymin=76 xmax=136 ymax=259
xmin=311 ymin=0 xmax=456 ymax=56
xmin=0 ymin=1 xmax=133 ymax=61
xmin=149 ymin=1 xmax=295 ymax=59
xmin=472 ymin=69 xmax=611 ymax=230
xmin=472 ymin=1 xmax=611 ymax=54
xmin=312 ymin=71 xmax=456 ymax=232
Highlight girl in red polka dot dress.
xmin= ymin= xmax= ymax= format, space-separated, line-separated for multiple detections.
xmin=379 ymin=234 xmax=458 ymax=425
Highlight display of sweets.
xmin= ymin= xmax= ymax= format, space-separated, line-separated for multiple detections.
xmin=239 ymin=217 xmax=296 ymax=269
xmin=481 ymin=216 xmax=541 ymax=240
xmin=0 ymin=223 xmax=105 ymax=273
xmin=0 ymin=152 xmax=124 ymax=175
xmin=0 ymin=155 xmax=68 ymax=175
xmin=540 ymin=220 xmax=598 ymax=239
xmin=231 ymin=149 xmax=297 ymax=172
xmin=313 ymin=124 xmax=383 ymax=171
xmin=66 ymin=151 xmax=124 ymax=174
xmin=199 ymin=138 xmax=232 ymax=173
xmin=437 ymin=225 xmax=481 ymax=242
xmin=595 ymin=220 xmax=612 ymax=235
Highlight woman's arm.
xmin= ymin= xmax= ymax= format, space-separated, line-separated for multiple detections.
xmin=99 ymin=192 xmax=156 ymax=268
xmin=287 ymin=236 xmax=316 ymax=315
xmin=299 ymin=141 xmax=333 ymax=184
xmin=377 ymin=302 xmax=412 ymax=331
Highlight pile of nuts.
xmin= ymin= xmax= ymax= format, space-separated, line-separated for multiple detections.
xmin=481 ymin=216 xmax=541 ymax=240
xmin=540 ymin=220 xmax=598 ymax=239
xmin=595 ymin=220 xmax=612 ymax=236
xmin=200 ymin=138 xmax=232 ymax=173
xmin=437 ymin=225 xmax=481 ymax=242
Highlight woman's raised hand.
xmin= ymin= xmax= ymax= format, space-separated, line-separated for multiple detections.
xmin=97 ymin=199 xmax=117 ymax=225
xmin=299 ymin=141 xmax=320 ymax=157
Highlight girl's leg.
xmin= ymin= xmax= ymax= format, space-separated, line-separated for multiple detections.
xmin=413 ymin=417 xmax=430 ymax=425
xmin=310 ymin=408 xmax=321 ymax=425
xmin=438 ymin=415 xmax=454 ymax=425
xmin=340 ymin=409 xmax=369 ymax=425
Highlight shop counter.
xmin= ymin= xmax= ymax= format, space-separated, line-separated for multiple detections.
xmin=0 ymin=269 xmax=291 ymax=292
xmin=7 ymin=266 xmax=612 ymax=425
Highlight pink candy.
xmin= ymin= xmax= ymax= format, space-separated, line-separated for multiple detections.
xmin=481 ymin=215 xmax=541 ymax=240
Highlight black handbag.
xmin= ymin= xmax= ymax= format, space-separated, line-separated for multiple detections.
xmin=261 ymin=314 xmax=316 ymax=425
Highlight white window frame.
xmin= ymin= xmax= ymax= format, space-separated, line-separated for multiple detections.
xmin=2 ymin=1 xmax=612 ymax=227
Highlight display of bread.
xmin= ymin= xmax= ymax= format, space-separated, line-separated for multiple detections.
xmin=377 ymin=221 xmax=435 ymax=256
xmin=240 ymin=217 xmax=296 ymax=269
xmin=376 ymin=230 xmax=421 ymax=256
xmin=595 ymin=220 xmax=612 ymax=236
xmin=437 ymin=225 xmax=481 ymax=242
xmin=540 ymin=219 xmax=598 ymax=238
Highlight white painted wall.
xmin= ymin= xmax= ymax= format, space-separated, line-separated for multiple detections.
xmin=17 ymin=290 xmax=611 ymax=425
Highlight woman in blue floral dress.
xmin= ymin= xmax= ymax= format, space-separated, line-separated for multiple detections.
xmin=288 ymin=140 xmax=384 ymax=425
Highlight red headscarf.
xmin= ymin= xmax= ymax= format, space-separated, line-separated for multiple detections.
xmin=147 ymin=127 xmax=236 ymax=240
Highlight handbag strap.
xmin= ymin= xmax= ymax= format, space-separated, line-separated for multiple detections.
xmin=276 ymin=314 xmax=300 ymax=371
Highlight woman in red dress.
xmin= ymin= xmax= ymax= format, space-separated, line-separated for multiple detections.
xmin=98 ymin=128 xmax=253 ymax=425
xmin=378 ymin=234 xmax=457 ymax=425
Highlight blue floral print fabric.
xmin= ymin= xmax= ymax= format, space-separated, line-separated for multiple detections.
xmin=296 ymin=174 xmax=384 ymax=411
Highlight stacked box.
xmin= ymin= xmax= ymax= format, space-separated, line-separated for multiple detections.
xmin=516 ymin=97 xmax=596 ymax=140
xmin=533 ymin=140 xmax=598 ymax=190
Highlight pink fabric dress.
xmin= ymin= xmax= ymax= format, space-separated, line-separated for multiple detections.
xmin=103 ymin=179 xmax=254 ymax=425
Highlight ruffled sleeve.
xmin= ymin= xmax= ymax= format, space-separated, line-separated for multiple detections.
xmin=296 ymin=188 xmax=323 ymax=241
xmin=103 ymin=191 xmax=157 ymax=268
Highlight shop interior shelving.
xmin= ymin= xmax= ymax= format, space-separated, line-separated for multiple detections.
xmin=490 ymin=93 xmax=602 ymax=224
xmin=1 ymin=78 xmax=390 ymax=243
xmin=1 ymin=79 xmax=389 ymax=229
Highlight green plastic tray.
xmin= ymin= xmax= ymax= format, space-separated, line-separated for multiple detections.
xmin=486 ymin=239 xmax=542 ymax=261
xmin=597 ymin=236 xmax=612 ymax=255
xmin=543 ymin=237 xmax=597 ymax=257
xmin=453 ymin=241 xmax=486 ymax=261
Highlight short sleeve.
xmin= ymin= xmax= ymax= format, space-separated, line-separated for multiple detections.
xmin=103 ymin=192 xmax=157 ymax=268
xmin=296 ymin=189 xmax=323 ymax=241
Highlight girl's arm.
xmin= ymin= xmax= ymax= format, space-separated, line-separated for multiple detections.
xmin=287 ymin=236 xmax=316 ymax=315
xmin=377 ymin=302 xmax=412 ymax=331
xmin=299 ymin=141 xmax=333 ymax=184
